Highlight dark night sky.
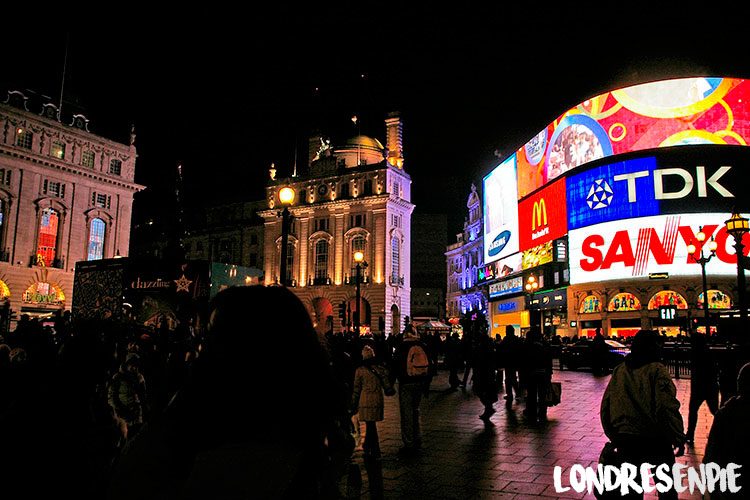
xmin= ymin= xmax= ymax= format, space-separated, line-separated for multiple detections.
xmin=3 ymin=9 xmax=749 ymax=238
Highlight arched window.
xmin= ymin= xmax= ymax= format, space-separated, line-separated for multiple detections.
xmin=315 ymin=239 xmax=329 ymax=281
xmin=391 ymin=237 xmax=400 ymax=281
xmin=351 ymin=235 xmax=366 ymax=264
xmin=87 ymin=218 xmax=106 ymax=260
xmin=284 ymin=241 xmax=294 ymax=282
xmin=37 ymin=207 xmax=59 ymax=265
xmin=647 ymin=290 xmax=688 ymax=310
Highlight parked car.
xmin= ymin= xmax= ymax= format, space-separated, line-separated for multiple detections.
xmin=560 ymin=339 xmax=629 ymax=371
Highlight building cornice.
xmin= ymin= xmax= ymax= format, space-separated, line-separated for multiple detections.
xmin=259 ymin=193 xmax=413 ymax=218
xmin=0 ymin=146 xmax=145 ymax=193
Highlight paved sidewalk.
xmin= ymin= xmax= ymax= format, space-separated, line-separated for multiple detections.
xmin=346 ymin=369 xmax=713 ymax=499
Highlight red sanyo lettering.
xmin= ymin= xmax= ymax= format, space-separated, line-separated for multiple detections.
xmin=580 ymin=224 xmax=750 ymax=271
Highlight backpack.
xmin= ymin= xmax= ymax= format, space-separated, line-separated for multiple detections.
xmin=406 ymin=344 xmax=430 ymax=377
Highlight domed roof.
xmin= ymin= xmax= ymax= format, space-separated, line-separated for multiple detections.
xmin=344 ymin=135 xmax=384 ymax=150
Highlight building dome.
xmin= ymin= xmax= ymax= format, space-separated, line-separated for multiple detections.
xmin=344 ymin=135 xmax=385 ymax=151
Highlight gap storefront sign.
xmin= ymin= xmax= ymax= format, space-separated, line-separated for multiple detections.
xmin=518 ymin=178 xmax=567 ymax=251
xmin=489 ymin=276 xmax=524 ymax=299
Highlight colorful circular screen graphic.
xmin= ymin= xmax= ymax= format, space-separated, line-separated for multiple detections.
xmin=545 ymin=114 xmax=612 ymax=182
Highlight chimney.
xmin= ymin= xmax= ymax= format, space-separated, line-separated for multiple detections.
xmin=385 ymin=111 xmax=404 ymax=169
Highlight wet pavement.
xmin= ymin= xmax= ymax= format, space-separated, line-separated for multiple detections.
xmin=346 ymin=368 xmax=713 ymax=499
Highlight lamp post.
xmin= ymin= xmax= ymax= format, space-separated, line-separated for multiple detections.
xmin=353 ymin=251 xmax=367 ymax=335
xmin=525 ymin=274 xmax=539 ymax=329
xmin=725 ymin=210 xmax=750 ymax=319
xmin=686 ymin=226 xmax=718 ymax=334
xmin=278 ymin=186 xmax=295 ymax=286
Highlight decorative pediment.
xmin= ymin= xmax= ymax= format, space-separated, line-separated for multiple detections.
xmin=40 ymin=103 xmax=60 ymax=121
xmin=70 ymin=114 xmax=90 ymax=132
xmin=4 ymin=90 xmax=29 ymax=111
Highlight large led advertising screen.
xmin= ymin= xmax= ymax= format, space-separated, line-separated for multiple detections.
xmin=569 ymin=213 xmax=750 ymax=284
xmin=514 ymin=77 xmax=750 ymax=198
xmin=518 ymin=178 xmax=567 ymax=250
xmin=483 ymin=155 xmax=519 ymax=263
xmin=567 ymin=148 xmax=749 ymax=230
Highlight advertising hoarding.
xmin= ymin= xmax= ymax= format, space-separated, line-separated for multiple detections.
xmin=518 ymin=178 xmax=567 ymax=250
xmin=521 ymin=241 xmax=553 ymax=270
xmin=513 ymin=77 xmax=750 ymax=198
xmin=489 ymin=276 xmax=524 ymax=299
xmin=483 ymin=155 xmax=519 ymax=263
xmin=567 ymin=153 xmax=743 ymax=230
xmin=569 ymin=213 xmax=750 ymax=284
xmin=494 ymin=252 xmax=523 ymax=278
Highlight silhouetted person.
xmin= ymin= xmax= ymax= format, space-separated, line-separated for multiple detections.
xmin=107 ymin=286 xmax=343 ymax=499
xmin=393 ymin=328 xmax=430 ymax=453
xmin=522 ymin=327 xmax=552 ymax=423
xmin=704 ymin=361 xmax=750 ymax=497
xmin=685 ymin=333 xmax=719 ymax=444
xmin=498 ymin=325 xmax=522 ymax=407
xmin=445 ymin=332 xmax=463 ymax=389
xmin=600 ymin=330 xmax=685 ymax=500
xmin=470 ymin=320 xmax=497 ymax=421
xmin=591 ymin=328 xmax=608 ymax=376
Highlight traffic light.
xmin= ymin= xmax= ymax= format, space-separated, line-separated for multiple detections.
xmin=338 ymin=302 xmax=346 ymax=320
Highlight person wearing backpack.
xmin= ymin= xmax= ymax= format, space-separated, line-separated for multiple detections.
xmin=351 ymin=345 xmax=393 ymax=461
xmin=393 ymin=329 xmax=430 ymax=453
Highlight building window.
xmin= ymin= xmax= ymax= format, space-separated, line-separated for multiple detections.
xmin=314 ymin=218 xmax=330 ymax=232
xmin=15 ymin=128 xmax=32 ymax=149
xmin=0 ymin=199 xmax=5 ymax=248
xmin=87 ymin=218 xmax=105 ymax=260
xmin=43 ymin=180 xmax=65 ymax=199
xmin=0 ymin=168 xmax=10 ymax=186
xmin=391 ymin=214 xmax=401 ymax=228
xmin=351 ymin=235 xmax=366 ymax=275
xmin=391 ymin=237 xmax=400 ymax=280
xmin=299 ymin=189 xmax=306 ymax=204
xmin=109 ymin=159 xmax=122 ymax=176
xmin=350 ymin=214 xmax=366 ymax=229
xmin=92 ymin=192 xmax=111 ymax=209
xmin=37 ymin=208 xmax=59 ymax=265
xmin=51 ymin=141 xmax=65 ymax=160
xmin=315 ymin=239 xmax=329 ymax=281
xmin=249 ymin=252 xmax=258 ymax=267
xmin=250 ymin=233 xmax=258 ymax=245
xmin=285 ymin=241 xmax=294 ymax=281
xmin=81 ymin=150 xmax=95 ymax=168
xmin=363 ymin=179 xmax=373 ymax=196
xmin=339 ymin=182 xmax=350 ymax=198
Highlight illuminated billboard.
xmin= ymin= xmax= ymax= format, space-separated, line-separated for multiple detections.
xmin=567 ymin=150 xmax=748 ymax=230
xmin=513 ymin=77 xmax=750 ymax=198
xmin=569 ymin=213 xmax=750 ymax=284
xmin=483 ymin=154 xmax=519 ymax=263
xmin=518 ymin=178 xmax=567 ymax=250
xmin=522 ymin=241 xmax=553 ymax=270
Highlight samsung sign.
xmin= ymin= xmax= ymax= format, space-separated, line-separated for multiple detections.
xmin=567 ymin=154 xmax=742 ymax=230
xmin=483 ymin=154 xmax=520 ymax=263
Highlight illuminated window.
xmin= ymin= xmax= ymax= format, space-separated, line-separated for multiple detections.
xmin=391 ymin=237 xmax=400 ymax=280
xmin=109 ymin=159 xmax=122 ymax=176
xmin=647 ymin=291 xmax=688 ymax=310
xmin=315 ymin=239 xmax=328 ymax=280
xmin=15 ymin=129 xmax=32 ymax=149
xmin=37 ymin=208 xmax=59 ymax=265
xmin=87 ymin=218 xmax=105 ymax=260
xmin=51 ymin=141 xmax=65 ymax=160
xmin=81 ymin=150 xmax=95 ymax=168
xmin=697 ymin=290 xmax=732 ymax=309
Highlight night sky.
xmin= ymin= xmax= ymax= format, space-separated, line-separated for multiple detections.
xmin=3 ymin=10 xmax=749 ymax=238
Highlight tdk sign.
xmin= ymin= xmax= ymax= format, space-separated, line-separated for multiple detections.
xmin=567 ymin=156 xmax=736 ymax=230
xmin=488 ymin=230 xmax=511 ymax=257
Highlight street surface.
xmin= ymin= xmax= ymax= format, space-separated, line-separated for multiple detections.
xmin=347 ymin=369 xmax=712 ymax=499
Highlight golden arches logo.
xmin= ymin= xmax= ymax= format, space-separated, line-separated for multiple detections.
xmin=532 ymin=199 xmax=548 ymax=230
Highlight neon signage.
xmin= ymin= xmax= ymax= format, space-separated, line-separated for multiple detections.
xmin=608 ymin=293 xmax=641 ymax=312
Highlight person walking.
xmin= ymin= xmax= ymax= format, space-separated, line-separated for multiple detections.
xmin=470 ymin=320 xmax=498 ymax=421
xmin=107 ymin=353 xmax=147 ymax=438
xmin=600 ymin=329 xmax=685 ymax=500
xmin=498 ymin=325 xmax=522 ymax=408
xmin=685 ymin=332 xmax=719 ymax=444
xmin=591 ymin=328 xmax=608 ymax=376
xmin=522 ymin=327 xmax=552 ymax=423
xmin=351 ymin=345 xmax=392 ymax=460
xmin=393 ymin=328 xmax=430 ymax=453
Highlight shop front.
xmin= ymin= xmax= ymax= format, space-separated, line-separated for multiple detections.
xmin=528 ymin=287 xmax=568 ymax=338
xmin=489 ymin=295 xmax=528 ymax=338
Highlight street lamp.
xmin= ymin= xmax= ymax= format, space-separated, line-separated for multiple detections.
xmin=353 ymin=250 xmax=367 ymax=335
xmin=686 ymin=226 xmax=718 ymax=334
xmin=278 ymin=186 xmax=295 ymax=286
xmin=725 ymin=210 xmax=749 ymax=319
xmin=525 ymin=274 xmax=539 ymax=329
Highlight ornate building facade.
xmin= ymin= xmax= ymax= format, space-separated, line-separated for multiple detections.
xmin=445 ymin=184 xmax=487 ymax=320
xmin=260 ymin=113 xmax=413 ymax=335
xmin=0 ymin=90 xmax=142 ymax=323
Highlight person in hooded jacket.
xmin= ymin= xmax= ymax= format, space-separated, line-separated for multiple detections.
xmin=351 ymin=345 xmax=392 ymax=460
xmin=600 ymin=329 xmax=685 ymax=500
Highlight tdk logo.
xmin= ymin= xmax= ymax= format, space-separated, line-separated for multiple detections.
xmin=488 ymin=230 xmax=511 ymax=257
xmin=613 ymin=166 xmax=732 ymax=202
xmin=586 ymin=179 xmax=614 ymax=209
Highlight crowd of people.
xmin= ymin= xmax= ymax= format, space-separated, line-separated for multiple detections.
xmin=1 ymin=287 xmax=749 ymax=498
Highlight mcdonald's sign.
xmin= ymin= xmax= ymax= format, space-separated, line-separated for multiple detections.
xmin=519 ymin=178 xmax=567 ymax=251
